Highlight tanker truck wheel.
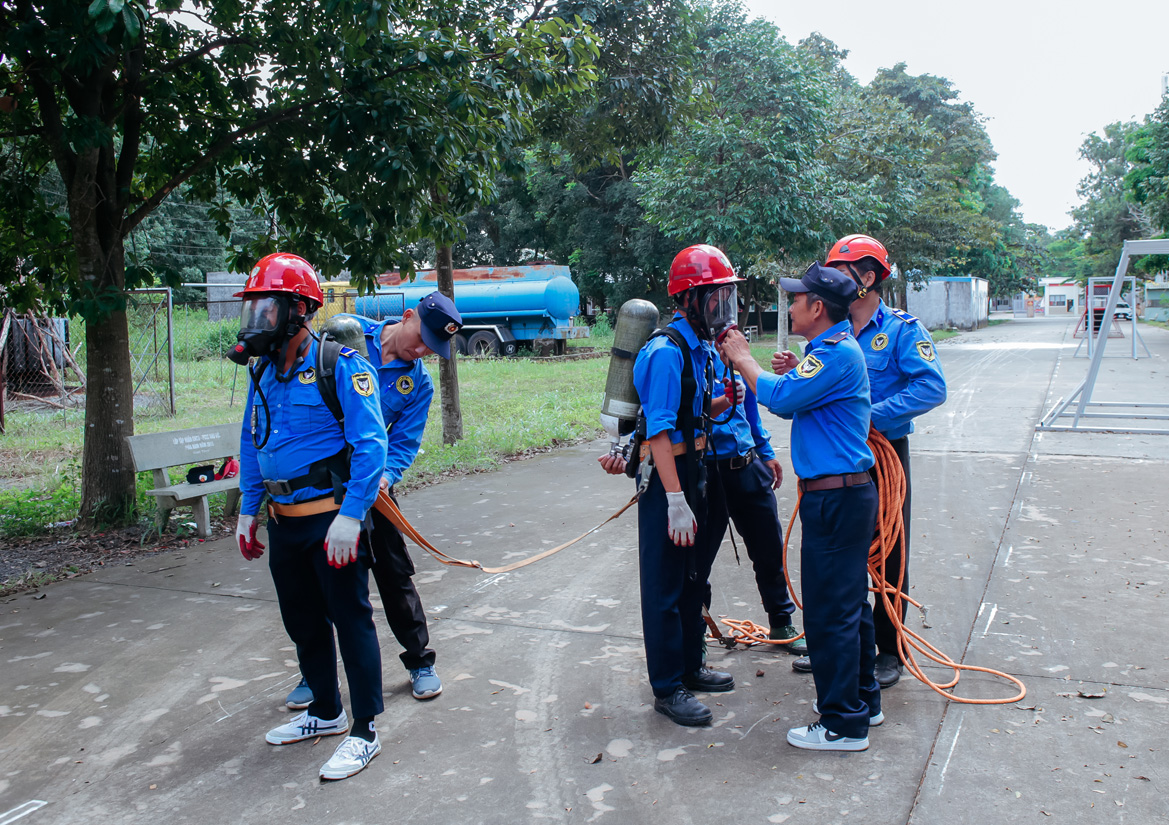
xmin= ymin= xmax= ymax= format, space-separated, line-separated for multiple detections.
xmin=501 ymin=340 xmax=519 ymax=357
xmin=468 ymin=330 xmax=500 ymax=357
xmin=452 ymin=333 xmax=468 ymax=356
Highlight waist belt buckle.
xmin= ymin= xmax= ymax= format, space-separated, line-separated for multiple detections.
xmin=729 ymin=449 xmax=753 ymax=470
xmin=264 ymin=479 xmax=294 ymax=496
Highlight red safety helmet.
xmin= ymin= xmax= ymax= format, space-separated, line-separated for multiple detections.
xmin=826 ymin=234 xmax=892 ymax=282
xmin=234 ymin=253 xmax=324 ymax=307
xmin=667 ymin=244 xmax=743 ymax=296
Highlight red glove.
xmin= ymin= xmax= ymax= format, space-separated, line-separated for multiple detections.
xmin=236 ymin=515 xmax=265 ymax=560
xmin=723 ymin=377 xmax=746 ymax=404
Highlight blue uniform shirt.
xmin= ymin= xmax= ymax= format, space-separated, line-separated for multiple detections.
xmin=755 ymin=319 xmax=874 ymax=479
xmin=361 ymin=317 xmax=435 ymax=486
xmin=633 ymin=314 xmax=712 ymax=444
xmin=853 ymin=301 xmax=946 ymax=440
xmin=708 ymin=359 xmax=777 ymax=463
xmin=239 ymin=338 xmax=388 ymax=522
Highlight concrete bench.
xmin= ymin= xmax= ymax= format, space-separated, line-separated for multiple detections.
xmin=125 ymin=425 xmax=241 ymax=537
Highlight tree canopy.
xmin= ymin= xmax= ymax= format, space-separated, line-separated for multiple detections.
xmin=0 ymin=0 xmax=597 ymax=521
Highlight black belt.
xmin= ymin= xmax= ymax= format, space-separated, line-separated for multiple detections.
xmin=262 ymin=450 xmax=349 ymax=500
xmin=798 ymin=472 xmax=872 ymax=493
xmin=713 ymin=448 xmax=755 ymax=471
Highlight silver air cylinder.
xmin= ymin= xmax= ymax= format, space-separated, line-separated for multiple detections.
xmin=322 ymin=314 xmax=370 ymax=359
xmin=600 ymin=299 xmax=660 ymax=438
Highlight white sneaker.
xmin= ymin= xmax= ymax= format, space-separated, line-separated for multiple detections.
xmin=320 ymin=734 xmax=382 ymax=780
xmin=265 ymin=710 xmax=348 ymax=745
xmin=811 ymin=700 xmax=884 ymax=726
xmin=787 ymin=720 xmax=869 ymax=751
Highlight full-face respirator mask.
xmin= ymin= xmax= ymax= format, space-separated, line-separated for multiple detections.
xmin=227 ymin=294 xmax=310 ymax=365
xmin=687 ymin=283 xmax=740 ymax=342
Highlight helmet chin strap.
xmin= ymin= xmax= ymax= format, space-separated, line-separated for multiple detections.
xmin=271 ymin=300 xmax=311 ymax=380
xmin=684 ymin=289 xmax=712 ymax=340
xmin=845 ymin=263 xmax=869 ymax=299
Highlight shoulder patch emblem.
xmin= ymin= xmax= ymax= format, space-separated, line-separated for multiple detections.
xmin=395 ymin=375 xmax=415 ymax=395
xmin=298 ymin=367 xmax=317 ymax=384
xmin=871 ymin=333 xmax=889 ymax=351
xmin=795 ymin=354 xmax=825 ymax=379
xmin=915 ymin=341 xmax=936 ymax=362
xmin=352 ymin=372 xmax=375 ymax=397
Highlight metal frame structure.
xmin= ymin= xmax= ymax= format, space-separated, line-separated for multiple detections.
xmin=1072 ymin=275 xmax=1151 ymax=359
xmin=1039 ymin=239 xmax=1169 ymax=434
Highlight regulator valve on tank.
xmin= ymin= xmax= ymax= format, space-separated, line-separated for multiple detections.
xmin=600 ymin=299 xmax=660 ymax=463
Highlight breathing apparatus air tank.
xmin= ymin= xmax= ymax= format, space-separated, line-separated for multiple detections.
xmin=321 ymin=313 xmax=370 ymax=359
xmin=600 ymin=299 xmax=660 ymax=440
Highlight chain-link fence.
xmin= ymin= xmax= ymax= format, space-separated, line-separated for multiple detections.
xmin=1 ymin=289 xmax=258 ymax=433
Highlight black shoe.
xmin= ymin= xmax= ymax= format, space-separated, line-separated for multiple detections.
xmin=874 ymin=653 xmax=902 ymax=688
xmin=792 ymin=655 xmax=812 ymax=674
xmin=681 ymin=666 xmax=735 ymax=693
xmin=654 ymin=687 xmax=713 ymax=726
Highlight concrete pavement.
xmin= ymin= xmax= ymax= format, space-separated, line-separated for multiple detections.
xmin=1 ymin=317 xmax=1167 ymax=824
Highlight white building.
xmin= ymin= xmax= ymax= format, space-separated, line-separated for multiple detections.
xmin=1040 ymin=277 xmax=1080 ymax=316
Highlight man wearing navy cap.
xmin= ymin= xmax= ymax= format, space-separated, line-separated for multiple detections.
xmin=718 ymin=263 xmax=881 ymax=752
xmin=285 ymin=292 xmax=462 ymax=710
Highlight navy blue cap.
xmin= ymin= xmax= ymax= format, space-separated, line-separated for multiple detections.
xmin=416 ymin=291 xmax=463 ymax=359
xmin=779 ymin=262 xmax=860 ymax=307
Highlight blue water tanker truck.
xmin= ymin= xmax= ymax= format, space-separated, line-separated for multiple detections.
xmin=349 ymin=263 xmax=588 ymax=356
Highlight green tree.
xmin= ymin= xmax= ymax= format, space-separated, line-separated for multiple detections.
xmin=1071 ymin=121 xmax=1153 ymax=279
xmin=1125 ymin=96 xmax=1169 ymax=236
xmin=458 ymin=0 xmax=698 ymax=313
xmin=866 ymin=62 xmax=1000 ymax=287
xmin=0 ymin=0 xmax=595 ymax=524
xmin=635 ymin=1 xmax=867 ymax=322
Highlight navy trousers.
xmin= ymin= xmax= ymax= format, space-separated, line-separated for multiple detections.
xmin=873 ymin=436 xmax=911 ymax=658
xmin=268 ymin=509 xmax=384 ymax=721
xmin=368 ymin=506 xmax=436 ymax=671
xmin=637 ymin=456 xmax=718 ymax=698
xmin=705 ymin=455 xmax=798 ymax=625
xmin=800 ymin=481 xmax=880 ymax=739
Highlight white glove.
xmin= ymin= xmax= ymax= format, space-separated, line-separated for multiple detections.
xmin=236 ymin=514 xmax=264 ymax=560
xmin=665 ymin=491 xmax=696 ymax=547
xmin=324 ymin=514 xmax=363 ymax=568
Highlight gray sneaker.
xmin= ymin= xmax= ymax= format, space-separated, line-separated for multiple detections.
xmin=787 ymin=721 xmax=869 ymax=751
xmin=285 ymin=677 xmax=313 ymax=710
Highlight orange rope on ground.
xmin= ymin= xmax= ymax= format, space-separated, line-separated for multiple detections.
xmin=717 ymin=427 xmax=1026 ymax=705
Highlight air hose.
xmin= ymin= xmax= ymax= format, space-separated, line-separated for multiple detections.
xmin=718 ymin=427 xmax=1026 ymax=704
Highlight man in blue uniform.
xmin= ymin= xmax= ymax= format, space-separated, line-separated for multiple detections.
xmin=602 ymin=364 xmax=806 ymax=656
xmin=719 ymin=263 xmax=880 ymax=751
xmin=231 ymin=253 xmax=388 ymax=780
xmin=704 ymin=361 xmax=806 ymax=655
xmin=629 ymin=245 xmax=745 ymax=727
xmin=814 ymin=234 xmax=947 ymax=688
xmin=285 ymin=293 xmax=463 ymax=709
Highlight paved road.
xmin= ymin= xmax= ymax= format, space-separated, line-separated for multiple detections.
xmin=2 ymin=317 xmax=1166 ymax=824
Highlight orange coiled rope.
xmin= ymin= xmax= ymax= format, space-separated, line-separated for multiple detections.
xmin=718 ymin=427 xmax=1026 ymax=704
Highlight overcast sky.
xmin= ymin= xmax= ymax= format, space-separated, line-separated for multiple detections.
xmin=742 ymin=0 xmax=1169 ymax=232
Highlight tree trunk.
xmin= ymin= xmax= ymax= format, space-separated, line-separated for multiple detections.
xmin=434 ymin=244 xmax=463 ymax=444
xmin=70 ymin=150 xmax=137 ymax=523
xmin=80 ymin=304 xmax=136 ymax=522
